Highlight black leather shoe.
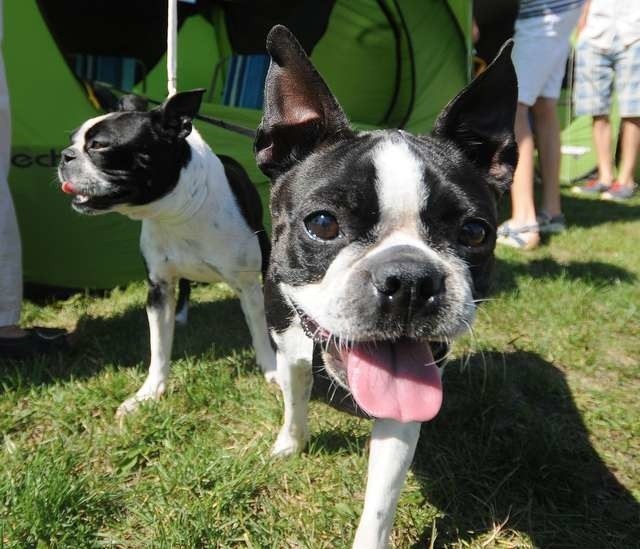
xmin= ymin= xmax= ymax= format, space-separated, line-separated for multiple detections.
xmin=0 ymin=327 xmax=69 ymax=359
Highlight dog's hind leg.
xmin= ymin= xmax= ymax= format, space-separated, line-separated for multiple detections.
xmin=353 ymin=419 xmax=421 ymax=549
xmin=116 ymin=277 xmax=176 ymax=419
xmin=233 ymin=275 xmax=278 ymax=384
xmin=175 ymin=278 xmax=191 ymax=326
xmin=270 ymin=325 xmax=313 ymax=456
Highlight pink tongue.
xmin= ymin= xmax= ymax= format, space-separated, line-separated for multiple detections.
xmin=345 ymin=339 xmax=442 ymax=423
xmin=61 ymin=181 xmax=77 ymax=195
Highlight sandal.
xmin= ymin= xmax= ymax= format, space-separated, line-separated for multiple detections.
xmin=536 ymin=211 xmax=566 ymax=234
xmin=497 ymin=222 xmax=540 ymax=250
xmin=0 ymin=327 xmax=70 ymax=360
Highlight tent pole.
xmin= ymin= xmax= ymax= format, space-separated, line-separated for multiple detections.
xmin=167 ymin=0 xmax=178 ymax=96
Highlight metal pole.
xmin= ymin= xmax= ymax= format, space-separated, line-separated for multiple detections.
xmin=167 ymin=0 xmax=178 ymax=96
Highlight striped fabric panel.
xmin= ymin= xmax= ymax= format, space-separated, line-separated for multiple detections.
xmin=519 ymin=0 xmax=584 ymax=19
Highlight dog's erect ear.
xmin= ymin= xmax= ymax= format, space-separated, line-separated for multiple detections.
xmin=117 ymin=94 xmax=148 ymax=112
xmin=255 ymin=25 xmax=353 ymax=179
xmin=153 ymin=89 xmax=205 ymax=140
xmin=432 ymin=41 xmax=518 ymax=196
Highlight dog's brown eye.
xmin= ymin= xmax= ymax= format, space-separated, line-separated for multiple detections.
xmin=88 ymin=140 xmax=108 ymax=150
xmin=459 ymin=220 xmax=488 ymax=247
xmin=304 ymin=212 xmax=340 ymax=241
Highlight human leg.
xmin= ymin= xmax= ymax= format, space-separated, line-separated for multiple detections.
xmin=604 ymin=39 xmax=640 ymax=197
xmin=572 ymin=36 xmax=616 ymax=193
xmin=500 ymin=9 xmax=545 ymax=245
xmin=532 ymin=96 xmax=562 ymax=217
xmin=511 ymin=103 xmax=538 ymax=225
xmin=0 ymin=36 xmax=23 ymax=336
xmin=498 ymin=102 xmax=540 ymax=249
xmin=500 ymin=9 xmax=581 ymax=248
xmin=616 ymin=117 xmax=640 ymax=186
xmin=0 ymin=37 xmax=68 ymax=356
xmin=528 ymin=8 xmax=580 ymax=217
xmin=592 ymin=115 xmax=615 ymax=185
xmin=601 ymin=117 xmax=640 ymax=200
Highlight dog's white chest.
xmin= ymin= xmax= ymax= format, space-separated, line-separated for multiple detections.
xmin=140 ymin=217 xmax=260 ymax=285
xmin=140 ymin=226 xmax=220 ymax=283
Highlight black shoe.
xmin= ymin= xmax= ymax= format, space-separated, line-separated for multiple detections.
xmin=0 ymin=327 xmax=70 ymax=359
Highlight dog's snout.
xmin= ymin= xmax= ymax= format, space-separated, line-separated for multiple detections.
xmin=372 ymin=262 xmax=444 ymax=303
xmin=369 ymin=246 xmax=445 ymax=315
xmin=62 ymin=147 xmax=77 ymax=164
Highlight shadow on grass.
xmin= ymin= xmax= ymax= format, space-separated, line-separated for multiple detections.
xmin=0 ymin=296 xmax=255 ymax=391
xmin=308 ymin=429 xmax=369 ymax=455
xmin=413 ymin=350 xmax=640 ymax=548
xmin=493 ymin=257 xmax=636 ymax=295
xmin=561 ymin=193 xmax=640 ymax=228
xmin=499 ymin=190 xmax=640 ymax=229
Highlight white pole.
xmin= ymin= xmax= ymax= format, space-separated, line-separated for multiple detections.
xmin=167 ymin=0 xmax=178 ymax=96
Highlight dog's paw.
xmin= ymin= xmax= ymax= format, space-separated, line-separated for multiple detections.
xmin=115 ymin=383 xmax=165 ymax=420
xmin=271 ymin=429 xmax=309 ymax=457
xmin=115 ymin=395 xmax=151 ymax=419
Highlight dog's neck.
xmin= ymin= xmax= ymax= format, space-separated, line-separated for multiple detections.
xmin=115 ymin=130 xmax=212 ymax=224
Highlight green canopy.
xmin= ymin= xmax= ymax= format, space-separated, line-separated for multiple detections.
xmin=6 ymin=0 xmax=471 ymax=289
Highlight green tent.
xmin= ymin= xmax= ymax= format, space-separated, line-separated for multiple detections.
xmin=6 ymin=0 xmax=471 ymax=289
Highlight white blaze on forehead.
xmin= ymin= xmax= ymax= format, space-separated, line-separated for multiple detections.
xmin=373 ymin=138 xmax=426 ymax=232
xmin=72 ymin=113 xmax=113 ymax=148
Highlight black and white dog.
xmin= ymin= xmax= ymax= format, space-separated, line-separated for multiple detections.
xmin=58 ymin=90 xmax=276 ymax=417
xmin=255 ymin=26 xmax=517 ymax=547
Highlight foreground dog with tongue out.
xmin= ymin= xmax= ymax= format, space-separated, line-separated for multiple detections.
xmin=256 ymin=26 xmax=517 ymax=547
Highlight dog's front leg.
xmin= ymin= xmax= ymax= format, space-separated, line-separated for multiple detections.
xmin=271 ymin=325 xmax=313 ymax=456
xmin=116 ymin=278 xmax=176 ymax=418
xmin=232 ymin=275 xmax=277 ymax=384
xmin=353 ymin=419 xmax=421 ymax=549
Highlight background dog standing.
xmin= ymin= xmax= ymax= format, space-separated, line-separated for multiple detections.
xmin=58 ymin=90 xmax=276 ymax=416
xmin=255 ymin=26 xmax=517 ymax=548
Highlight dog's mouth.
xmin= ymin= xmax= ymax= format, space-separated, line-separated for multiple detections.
xmin=61 ymin=180 xmax=131 ymax=212
xmin=296 ymin=306 xmax=446 ymax=423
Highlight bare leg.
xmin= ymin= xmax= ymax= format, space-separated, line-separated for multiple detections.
xmin=353 ymin=419 xmax=422 ymax=549
xmin=592 ymin=115 xmax=615 ymax=185
xmin=532 ymin=97 xmax=562 ymax=216
xmin=617 ymin=117 xmax=640 ymax=186
xmin=271 ymin=325 xmax=313 ymax=456
xmin=499 ymin=102 xmax=540 ymax=248
xmin=116 ymin=278 xmax=176 ymax=418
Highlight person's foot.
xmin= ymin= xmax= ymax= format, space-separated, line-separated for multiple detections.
xmin=497 ymin=221 xmax=540 ymax=250
xmin=601 ymin=181 xmax=636 ymax=201
xmin=0 ymin=326 xmax=70 ymax=359
xmin=571 ymin=179 xmax=610 ymax=195
xmin=536 ymin=210 xmax=566 ymax=233
xmin=0 ymin=325 xmax=28 ymax=338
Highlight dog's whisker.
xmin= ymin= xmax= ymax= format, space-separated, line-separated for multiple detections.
xmin=460 ymin=318 xmax=487 ymax=375
xmin=329 ymin=379 xmax=339 ymax=404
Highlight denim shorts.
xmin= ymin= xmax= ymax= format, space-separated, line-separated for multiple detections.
xmin=574 ymin=36 xmax=640 ymax=117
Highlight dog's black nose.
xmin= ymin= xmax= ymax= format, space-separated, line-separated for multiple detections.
xmin=369 ymin=246 xmax=445 ymax=314
xmin=62 ymin=147 xmax=76 ymax=163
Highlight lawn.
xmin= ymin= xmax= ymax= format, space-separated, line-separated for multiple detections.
xmin=1 ymin=189 xmax=639 ymax=548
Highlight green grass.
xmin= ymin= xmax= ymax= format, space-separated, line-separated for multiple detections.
xmin=2 ymin=189 xmax=639 ymax=548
